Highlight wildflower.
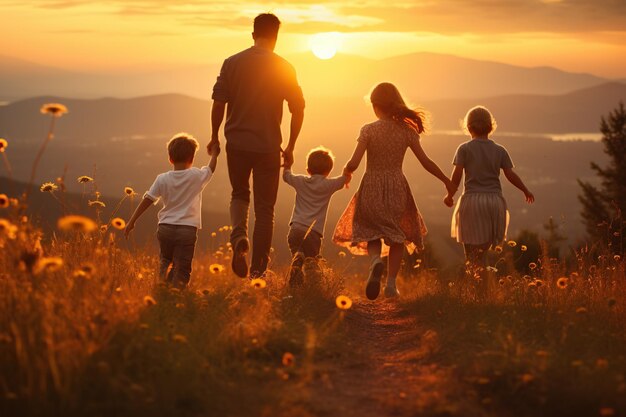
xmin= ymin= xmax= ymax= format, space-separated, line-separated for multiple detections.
xmin=494 ymin=246 xmax=503 ymax=254
xmin=0 ymin=138 xmax=7 ymax=152
xmin=498 ymin=278 xmax=505 ymax=286
xmin=73 ymin=270 xmax=89 ymax=279
xmin=556 ymin=277 xmax=568 ymax=289
xmin=0 ymin=194 xmax=8 ymax=208
xmin=614 ymin=255 xmax=621 ymax=262
xmin=172 ymin=334 xmax=188 ymax=344
xmin=338 ymin=251 xmax=346 ymax=258
xmin=143 ymin=295 xmax=157 ymax=306
xmin=34 ymin=257 xmax=64 ymax=274
xmin=124 ymin=186 xmax=135 ymax=196
xmin=209 ymin=263 xmax=225 ymax=274
xmin=589 ymin=265 xmax=597 ymax=273
xmin=88 ymin=200 xmax=106 ymax=208
xmin=100 ymin=225 xmax=108 ymax=233
xmin=335 ymin=295 xmax=353 ymax=310
xmin=521 ymin=245 xmax=527 ymax=252
xmin=111 ymin=218 xmax=126 ymax=230
xmin=527 ymin=282 xmax=537 ymax=290
xmin=507 ymin=240 xmax=517 ymax=247
xmin=79 ymin=263 xmax=96 ymax=275
xmin=251 ymin=278 xmax=267 ymax=289
xmin=40 ymin=103 xmax=68 ymax=117
xmin=40 ymin=182 xmax=58 ymax=192
xmin=211 ymin=232 xmax=217 ymax=237
xmin=214 ymin=250 xmax=224 ymax=258
xmin=77 ymin=176 xmax=93 ymax=183
xmin=534 ymin=279 xmax=544 ymax=287
xmin=529 ymin=262 xmax=537 ymax=270
xmin=282 ymin=352 xmax=295 ymax=367
xmin=0 ymin=219 xmax=17 ymax=238
xmin=57 ymin=215 xmax=98 ymax=233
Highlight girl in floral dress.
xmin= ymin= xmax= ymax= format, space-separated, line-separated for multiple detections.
xmin=333 ymin=82 xmax=454 ymax=299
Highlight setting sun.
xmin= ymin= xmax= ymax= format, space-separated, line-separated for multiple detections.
xmin=309 ymin=32 xmax=342 ymax=60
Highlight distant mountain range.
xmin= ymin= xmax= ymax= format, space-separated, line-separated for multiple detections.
xmin=0 ymin=52 xmax=615 ymax=102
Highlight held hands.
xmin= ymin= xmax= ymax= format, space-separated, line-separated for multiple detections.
xmin=281 ymin=146 xmax=294 ymax=168
xmin=443 ymin=178 xmax=457 ymax=207
xmin=207 ymin=140 xmax=221 ymax=157
xmin=342 ymin=166 xmax=353 ymax=188
xmin=444 ymin=194 xmax=454 ymax=207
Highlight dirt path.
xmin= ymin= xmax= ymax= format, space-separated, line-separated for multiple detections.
xmin=302 ymin=300 xmax=476 ymax=417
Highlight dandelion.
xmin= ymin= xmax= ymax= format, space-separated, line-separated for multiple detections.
xmin=57 ymin=215 xmax=98 ymax=233
xmin=143 ymin=295 xmax=157 ymax=306
xmin=124 ymin=187 xmax=135 ymax=196
xmin=40 ymin=103 xmax=68 ymax=117
xmin=111 ymin=218 xmax=126 ymax=230
xmin=251 ymin=278 xmax=267 ymax=289
xmin=0 ymin=138 xmax=7 ymax=152
xmin=281 ymin=352 xmax=295 ymax=367
xmin=40 ymin=182 xmax=58 ymax=192
xmin=0 ymin=194 xmax=8 ymax=208
xmin=556 ymin=277 xmax=568 ymax=289
xmin=34 ymin=257 xmax=63 ymax=274
xmin=529 ymin=262 xmax=537 ymax=270
xmin=172 ymin=334 xmax=188 ymax=344
xmin=209 ymin=263 xmax=225 ymax=274
xmin=335 ymin=295 xmax=353 ymax=310
xmin=88 ymin=200 xmax=106 ymax=208
xmin=77 ymin=175 xmax=93 ymax=183
xmin=507 ymin=240 xmax=517 ymax=247
xmin=521 ymin=245 xmax=528 ymax=252
xmin=494 ymin=246 xmax=503 ymax=254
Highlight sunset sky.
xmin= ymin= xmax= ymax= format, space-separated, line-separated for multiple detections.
xmin=1 ymin=0 xmax=626 ymax=77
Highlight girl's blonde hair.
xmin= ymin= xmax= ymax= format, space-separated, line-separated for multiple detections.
xmin=462 ymin=106 xmax=497 ymax=136
xmin=370 ymin=82 xmax=428 ymax=134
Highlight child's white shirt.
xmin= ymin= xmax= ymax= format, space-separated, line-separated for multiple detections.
xmin=283 ymin=169 xmax=347 ymax=236
xmin=144 ymin=166 xmax=213 ymax=229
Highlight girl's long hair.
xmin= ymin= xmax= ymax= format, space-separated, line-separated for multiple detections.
xmin=370 ymin=82 xmax=428 ymax=134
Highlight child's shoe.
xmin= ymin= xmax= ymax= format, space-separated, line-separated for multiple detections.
xmin=289 ymin=252 xmax=305 ymax=287
xmin=231 ymin=237 xmax=249 ymax=278
xmin=365 ymin=259 xmax=384 ymax=300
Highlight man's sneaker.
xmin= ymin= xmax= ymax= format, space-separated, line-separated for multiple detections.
xmin=365 ymin=260 xmax=384 ymax=300
xmin=231 ymin=238 xmax=249 ymax=278
xmin=289 ymin=252 xmax=305 ymax=287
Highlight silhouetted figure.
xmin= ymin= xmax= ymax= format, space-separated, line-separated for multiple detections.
xmin=210 ymin=13 xmax=305 ymax=278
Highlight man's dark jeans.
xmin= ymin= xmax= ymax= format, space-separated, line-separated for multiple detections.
xmin=157 ymin=223 xmax=198 ymax=288
xmin=226 ymin=147 xmax=280 ymax=276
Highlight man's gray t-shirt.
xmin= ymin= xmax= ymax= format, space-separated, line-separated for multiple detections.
xmin=453 ymin=138 xmax=514 ymax=194
xmin=212 ymin=46 xmax=305 ymax=153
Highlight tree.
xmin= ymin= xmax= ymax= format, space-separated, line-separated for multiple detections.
xmin=578 ymin=102 xmax=626 ymax=254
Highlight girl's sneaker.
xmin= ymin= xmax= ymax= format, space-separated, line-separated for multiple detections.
xmin=365 ymin=260 xmax=384 ymax=300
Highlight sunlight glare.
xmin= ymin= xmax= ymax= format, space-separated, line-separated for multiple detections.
xmin=309 ymin=32 xmax=342 ymax=60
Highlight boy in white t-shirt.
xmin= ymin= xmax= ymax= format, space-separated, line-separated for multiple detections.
xmin=125 ymin=133 xmax=219 ymax=288
xmin=283 ymin=147 xmax=350 ymax=286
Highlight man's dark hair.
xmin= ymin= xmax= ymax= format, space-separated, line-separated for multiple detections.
xmin=253 ymin=13 xmax=280 ymax=39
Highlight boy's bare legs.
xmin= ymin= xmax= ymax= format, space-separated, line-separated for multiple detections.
xmin=384 ymin=243 xmax=404 ymax=297
xmin=365 ymin=239 xmax=384 ymax=300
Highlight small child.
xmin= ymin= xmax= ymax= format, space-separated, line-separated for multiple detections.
xmin=445 ymin=106 xmax=534 ymax=267
xmin=125 ymin=133 xmax=219 ymax=288
xmin=283 ymin=147 xmax=350 ymax=286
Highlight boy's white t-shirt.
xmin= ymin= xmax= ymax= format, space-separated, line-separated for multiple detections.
xmin=144 ymin=166 xmax=213 ymax=229
xmin=283 ymin=169 xmax=347 ymax=236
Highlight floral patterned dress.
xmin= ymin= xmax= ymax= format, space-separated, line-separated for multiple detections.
xmin=333 ymin=119 xmax=427 ymax=255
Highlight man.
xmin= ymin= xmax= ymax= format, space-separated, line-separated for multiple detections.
xmin=210 ymin=13 xmax=305 ymax=278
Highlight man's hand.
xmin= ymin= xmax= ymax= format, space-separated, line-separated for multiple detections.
xmin=124 ymin=221 xmax=135 ymax=239
xmin=207 ymin=137 xmax=220 ymax=156
xmin=282 ymin=146 xmax=294 ymax=168
xmin=444 ymin=195 xmax=454 ymax=207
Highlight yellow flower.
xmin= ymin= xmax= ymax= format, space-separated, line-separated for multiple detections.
xmin=338 ymin=251 xmax=346 ymax=258
xmin=0 ymin=194 xmax=8 ymax=208
xmin=34 ymin=257 xmax=64 ymax=275
xmin=209 ymin=263 xmax=225 ymax=274
xmin=77 ymin=176 xmax=93 ymax=183
xmin=40 ymin=182 xmax=58 ymax=192
xmin=88 ymin=200 xmax=106 ymax=208
xmin=498 ymin=278 xmax=505 ymax=286
xmin=73 ymin=270 xmax=89 ymax=279
xmin=507 ymin=240 xmax=517 ymax=247
xmin=124 ymin=187 xmax=135 ymax=196
xmin=211 ymin=232 xmax=217 ymax=237
xmin=57 ymin=215 xmax=98 ymax=233
xmin=0 ymin=138 xmax=7 ymax=152
xmin=614 ymin=255 xmax=621 ymax=262
xmin=556 ymin=277 xmax=568 ymax=289
xmin=111 ymin=218 xmax=126 ymax=230
xmin=281 ymin=352 xmax=295 ymax=367
xmin=40 ymin=103 xmax=68 ymax=117
xmin=335 ymin=295 xmax=352 ymax=310
xmin=251 ymin=278 xmax=267 ymax=289
xmin=79 ymin=263 xmax=96 ymax=275
xmin=528 ymin=262 xmax=537 ymax=270
xmin=521 ymin=245 xmax=528 ymax=252
xmin=100 ymin=225 xmax=108 ymax=233
xmin=143 ymin=295 xmax=157 ymax=306
xmin=494 ymin=246 xmax=503 ymax=254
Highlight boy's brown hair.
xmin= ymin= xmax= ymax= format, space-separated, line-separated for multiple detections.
xmin=167 ymin=133 xmax=199 ymax=163
xmin=462 ymin=106 xmax=497 ymax=136
xmin=307 ymin=147 xmax=334 ymax=176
